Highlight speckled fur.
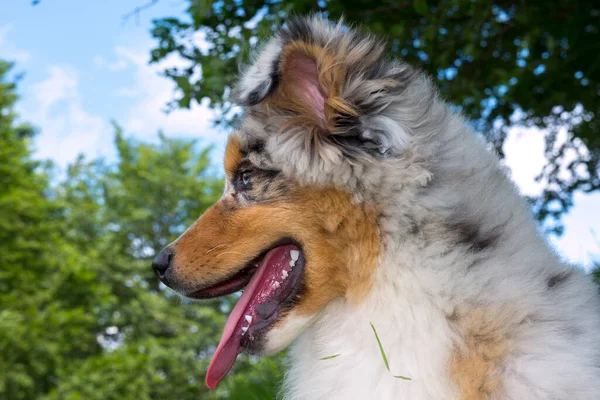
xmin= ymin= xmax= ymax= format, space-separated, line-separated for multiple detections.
xmin=228 ymin=15 xmax=600 ymax=400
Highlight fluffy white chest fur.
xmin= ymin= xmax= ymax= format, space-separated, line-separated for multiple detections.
xmin=284 ymin=263 xmax=600 ymax=399
xmin=283 ymin=226 xmax=600 ymax=400
xmin=285 ymin=281 xmax=459 ymax=399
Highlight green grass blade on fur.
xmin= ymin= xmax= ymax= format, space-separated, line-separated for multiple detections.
xmin=319 ymin=354 xmax=340 ymax=360
xmin=369 ymin=322 xmax=390 ymax=371
xmin=394 ymin=375 xmax=412 ymax=380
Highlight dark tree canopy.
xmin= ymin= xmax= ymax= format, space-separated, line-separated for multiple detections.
xmin=149 ymin=0 xmax=600 ymax=234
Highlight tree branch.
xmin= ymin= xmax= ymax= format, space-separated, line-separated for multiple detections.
xmin=122 ymin=0 xmax=160 ymax=25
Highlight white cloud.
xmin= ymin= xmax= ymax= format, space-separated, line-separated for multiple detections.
xmin=28 ymin=66 xmax=112 ymax=167
xmin=0 ymin=26 xmax=111 ymax=167
xmin=551 ymin=192 xmax=600 ymax=271
xmin=503 ymin=125 xmax=600 ymax=270
xmin=33 ymin=66 xmax=78 ymax=114
xmin=111 ymin=43 xmax=225 ymax=150
xmin=0 ymin=25 xmax=32 ymax=63
xmin=502 ymin=124 xmax=588 ymax=198
xmin=93 ymin=54 xmax=128 ymax=71
xmin=93 ymin=55 xmax=106 ymax=68
xmin=502 ymin=126 xmax=546 ymax=196
xmin=107 ymin=59 xmax=128 ymax=72
xmin=26 ymin=36 xmax=225 ymax=171
xmin=93 ymin=52 xmax=128 ymax=72
xmin=116 ymin=87 xmax=140 ymax=97
xmin=192 ymin=30 xmax=213 ymax=55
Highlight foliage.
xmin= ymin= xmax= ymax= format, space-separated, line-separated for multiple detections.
xmin=0 ymin=62 xmax=282 ymax=400
xmin=149 ymin=0 xmax=600 ymax=234
xmin=0 ymin=59 xmax=89 ymax=400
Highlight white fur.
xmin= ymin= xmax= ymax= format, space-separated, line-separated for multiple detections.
xmin=264 ymin=313 xmax=315 ymax=355
xmin=235 ymin=37 xmax=282 ymax=103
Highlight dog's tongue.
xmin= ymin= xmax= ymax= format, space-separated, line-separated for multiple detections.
xmin=205 ymin=244 xmax=298 ymax=389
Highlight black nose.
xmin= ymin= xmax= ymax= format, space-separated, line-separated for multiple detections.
xmin=152 ymin=248 xmax=173 ymax=278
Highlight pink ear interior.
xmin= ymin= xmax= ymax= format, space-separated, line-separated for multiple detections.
xmin=284 ymin=52 xmax=327 ymax=123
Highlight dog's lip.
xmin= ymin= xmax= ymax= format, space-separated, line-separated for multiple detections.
xmin=184 ymin=264 xmax=258 ymax=299
xmin=182 ymin=238 xmax=297 ymax=300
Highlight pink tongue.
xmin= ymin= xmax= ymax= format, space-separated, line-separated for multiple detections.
xmin=205 ymin=244 xmax=297 ymax=389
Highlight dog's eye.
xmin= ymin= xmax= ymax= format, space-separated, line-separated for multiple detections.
xmin=240 ymin=170 xmax=252 ymax=187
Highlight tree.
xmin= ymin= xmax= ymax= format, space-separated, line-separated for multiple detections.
xmin=0 ymin=59 xmax=282 ymax=398
xmin=0 ymin=60 xmax=116 ymax=399
xmin=44 ymin=129 xmax=283 ymax=400
xmin=149 ymin=0 xmax=600 ymax=234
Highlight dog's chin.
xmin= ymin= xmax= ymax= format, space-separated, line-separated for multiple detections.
xmin=261 ymin=311 xmax=316 ymax=354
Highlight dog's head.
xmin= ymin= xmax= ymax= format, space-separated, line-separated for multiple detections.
xmin=152 ymin=15 xmax=438 ymax=388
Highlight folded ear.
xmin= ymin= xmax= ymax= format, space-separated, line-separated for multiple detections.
xmin=237 ymin=40 xmax=357 ymax=135
xmin=275 ymin=48 xmax=329 ymax=127
xmin=234 ymin=17 xmax=422 ymax=160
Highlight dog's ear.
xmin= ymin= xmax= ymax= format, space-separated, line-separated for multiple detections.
xmin=236 ymin=40 xmax=356 ymax=133
xmin=235 ymin=38 xmax=284 ymax=107
xmin=272 ymin=48 xmax=330 ymax=128
xmin=235 ymin=18 xmax=419 ymax=159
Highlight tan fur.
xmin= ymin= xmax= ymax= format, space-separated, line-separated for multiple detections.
xmin=170 ymin=175 xmax=380 ymax=314
xmin=224 ymin=135 xmax=243 ymax=176
xmin=448 ymin=307 xmax=519 ymax=399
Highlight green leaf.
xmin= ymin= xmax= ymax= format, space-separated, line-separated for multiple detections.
xmin=413 ymin=0 xmax=428 ymax=15
xmin=394 ymin=375 xmax=412 ymax=380
xmin=369 ymin=322 xmax=390 ymax=371
xmin=319 ymin=354 xmax=340 ymax=360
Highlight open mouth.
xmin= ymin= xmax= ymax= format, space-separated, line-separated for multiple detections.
xmin=185 ymin=242 xmax=305 ymax=389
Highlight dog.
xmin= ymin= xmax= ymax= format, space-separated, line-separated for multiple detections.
xmin=152 ymin=15 xmax=600 ymax=399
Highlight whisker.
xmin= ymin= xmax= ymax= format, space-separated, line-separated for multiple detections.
xmin=216 ymin=251 xmax=246 ymax=258
xmin=206 ymin=243 xmax=231 ymax=254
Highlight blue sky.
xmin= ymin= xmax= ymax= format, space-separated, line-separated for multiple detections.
xmin=1 ymin=1 xmax=599 ymax=270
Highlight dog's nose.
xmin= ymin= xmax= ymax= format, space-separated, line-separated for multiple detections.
xmin=152 ymin=248 xmax=173 ymax=278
